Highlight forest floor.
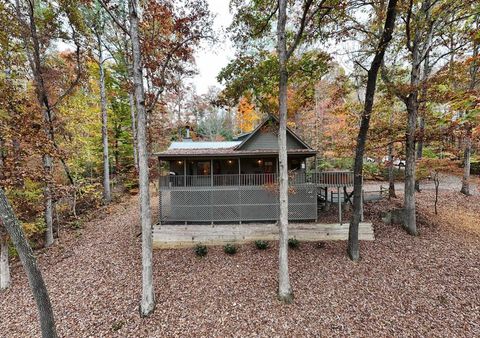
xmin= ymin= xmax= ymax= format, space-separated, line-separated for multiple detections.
xmin=1 ymin=177 xmax=479 ymax=337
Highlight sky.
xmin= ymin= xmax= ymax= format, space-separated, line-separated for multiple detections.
xmin=191 ymin=0 xmax=235 ymax=95
xmin=191 ymin=0 xmax=356 ymax=95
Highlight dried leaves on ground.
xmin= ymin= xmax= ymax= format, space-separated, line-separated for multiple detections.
xmin=1 ymin=187 xmax=479 ymax=337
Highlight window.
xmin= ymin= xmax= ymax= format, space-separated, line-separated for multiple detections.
xmin=197 ymin=161 xmax=210 ymax=176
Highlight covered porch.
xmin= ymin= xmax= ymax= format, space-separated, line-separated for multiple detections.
xmin=153 ymin=222 xmax=374 ymax=249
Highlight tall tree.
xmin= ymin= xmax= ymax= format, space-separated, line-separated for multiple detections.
xmin=88 ymin=4 xmax=113 ymax=203
xmin=229 ymin=0 xmax=340 ymax=301
xmin=460 ymin=12 xmax=479 ymax=195
xmin=276 ymin=0 xmax=292 ymax=302
xmin=382 ymin=0 xmax=442 ymax=235
xmin=128 ymin=0 xmax=155 ymax=316
xmin=14 ymin=0 xmax=84 ymax=246
xmin=0 ymin=189 xmax=57 ymax=338
xmin=0 ymin=227 xmax=10 ymax=290
xmin=348 ymin=0 xmax=398 ymax=261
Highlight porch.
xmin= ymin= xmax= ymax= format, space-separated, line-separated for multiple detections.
xmin=152 ymin=222 xmax=374 ymax=249
xmin=158 ymin=171 xmax=356 ymax=224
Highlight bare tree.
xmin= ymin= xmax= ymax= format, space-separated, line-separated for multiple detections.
xmin=128 ymin=0 xmax=155 ymax=316
xmin=0 ymin=189 xmax=58 ymax=338
xmin=0 ymin=227 xmax=10 ymax=290
xmin=276 ymin=0 xmax=292 ymax=302
xmin=99 ymin=44 xmax=112 ymax=203
xmin=348 ymin=0 xmax=398 ymax=261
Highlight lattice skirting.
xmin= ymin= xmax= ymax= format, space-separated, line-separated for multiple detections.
xmin=159 ymin=186 xmax=317 ymax=223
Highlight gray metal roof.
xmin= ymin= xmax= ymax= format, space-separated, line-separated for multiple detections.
xmin=168 ymin=141 xmax=242 ymax=150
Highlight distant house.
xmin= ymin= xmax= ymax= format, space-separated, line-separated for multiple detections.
xmin=154 ymin=115 xmax=353 ymax=224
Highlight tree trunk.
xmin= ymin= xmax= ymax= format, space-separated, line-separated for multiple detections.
xmin=0 ymin=229 xmax=10 ymax=290
xmin=461 ymin=18 xmax=478 ymax=195
xmin=415 ymin=52 xmax=431 ymax=192
xmin=129 ymin=91 xmax=139 ymax=170
xmin=348 ymin=0 xmax=398 ymax=261
xmin=43 ymin=155 xmax=54 ymax=247
xmin=130 ymin=0 xmax=155 ymax=316
xmin=404 ymin=97 xmax=418 ymax=236
xmin=18 ymin=0 xmax=56 ymax=247
xmin=460 ymin=126 xmax=472 ymax=195
xmin=388 ymin=141 xmax=396 ymax=198
xmin=0 ymin=189 xmax=58 ymax=337
xmin=98 ymin=37 xmax=112 ymax=203
xmin=388 ymin=108 xmax=396 ymax=199
xmin=276 ymin=0 xmax=292 ymax=303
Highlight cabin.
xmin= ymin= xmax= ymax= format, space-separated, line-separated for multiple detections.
xmin=155 ymin=115 xmax=356 ymax=225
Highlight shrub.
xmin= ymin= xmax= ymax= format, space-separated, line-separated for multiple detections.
xmin=363 ymin=162 xmax=381 ymax=179
xmin=288 ymin=238 xmax=300 ymax=249
xmin=254 ymin=240 xmax=269 ymax=250
xmin=194 ymin=244 xmax=208 ymax=257
xmin=223 ymin=243 xmax=238 ymax=255
xmin=423 ymin=147 xmax=439 ymax=159
xmin=471 ymin=160 xmax=480 ymax=175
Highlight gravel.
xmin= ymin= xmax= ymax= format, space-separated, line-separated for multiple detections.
xmin=1 ymin=187 xmax=479 ymax=337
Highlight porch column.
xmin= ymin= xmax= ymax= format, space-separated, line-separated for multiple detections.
xmin=183 ymin=158 xmax=186 ymax=186
xmin=237 ymin=158 xmax=241 ymax=185
xmin=210 ymin=159 xmax=213 ymax=186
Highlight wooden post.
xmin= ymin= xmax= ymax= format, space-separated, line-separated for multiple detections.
xmin=238 ymin=157 xmax=241 ymax=184
xmin=183 ymin=158 xmax=186 ymax=187
xmin=338 ymin=186 xmax=342 ymax=224
xmin=210 ymin=159 xmax=213 ymax=186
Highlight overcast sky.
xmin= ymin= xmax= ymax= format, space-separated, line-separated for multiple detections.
xmin=191 ymin=0 xmax=357 ymax=95
xmin=191 ymin=0 xmax=235 ymax=95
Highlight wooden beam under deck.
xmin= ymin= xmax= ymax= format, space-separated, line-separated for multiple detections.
xmin=153 ymin=222 xmax=374 ymax=249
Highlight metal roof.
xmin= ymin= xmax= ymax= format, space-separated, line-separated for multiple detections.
xmin=168 ymin=141 xmax=241 ymax=150
xmin=154 ymin=148 xmax=317 ymax=159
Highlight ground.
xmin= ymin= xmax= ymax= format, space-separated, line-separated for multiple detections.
xmin=1 ymin=177 xmax=479 ymax=337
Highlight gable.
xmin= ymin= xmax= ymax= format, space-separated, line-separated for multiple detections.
xmin=236 ymin=117 xmax=311 ymax=151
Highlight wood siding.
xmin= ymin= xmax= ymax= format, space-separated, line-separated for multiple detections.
xmin=240 ymin=129 xmax=306 ymax=150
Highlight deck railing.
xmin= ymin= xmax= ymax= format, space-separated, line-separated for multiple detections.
xmin=159 ymin=171 xmax=353 ymax=188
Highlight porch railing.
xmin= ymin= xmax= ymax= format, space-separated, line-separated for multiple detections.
xmin=159 ymin=171 xmax=353 ymax=188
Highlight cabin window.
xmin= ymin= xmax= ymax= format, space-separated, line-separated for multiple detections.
xmin=197 ymin=161 xmax=211 ymax=175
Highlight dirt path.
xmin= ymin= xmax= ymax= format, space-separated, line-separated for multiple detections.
xmin=1 ymin=190 xmax=479 ymax=337
xmin=364 ymin=173 xmax=480 ymax=195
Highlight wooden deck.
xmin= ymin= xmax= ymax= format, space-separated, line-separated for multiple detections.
xmin=153 ymin=222 xmax=374 ymax=249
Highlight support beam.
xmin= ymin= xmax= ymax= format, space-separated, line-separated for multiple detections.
xmin=183 ymin=158 xmax=186 ymax=186
xmin=210 ymin=159 xmax=213 ymax=186
xmin=338 ymin=187 xmax=342 ymax=224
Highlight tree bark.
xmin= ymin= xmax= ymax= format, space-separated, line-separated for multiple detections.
xmin=388 ymin=141 xmax=396 ymax=198
xmin=0 ymin=189 xmax=58 ymax=337
xmin=404 ymin=94 xmax=418 ymax=235
xmin=388 ymin=110 xmax=396 ymax=199
xmin=348 ymin=0 xmax=398 ymax=261
xmin=415 ymin=52 xmax=431 ymax=192
xmin=461 ymin=17 xmax=478 ymax=195
xmin=98 ymin=36 xmax=112 ymax=203
xmin=401 ymin=0 xmax=435 ymax=236
xmin=460 ymin=126 xmax=472 ymax=195
xmin=17 ymin=0 xmax=56 ymax=247
xmin=276 ymin=0 xmax=293 ymax=303
xmin=0 ymin=229 xmax=10 ymax=290
xmin=129 ymin=0 xmax=155 ymax=316
xmin=128 ymin=91 xmax=139 ymax=170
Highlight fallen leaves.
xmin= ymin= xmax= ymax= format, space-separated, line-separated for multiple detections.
xmin=1 ymin=180 xmax=479 ymax=337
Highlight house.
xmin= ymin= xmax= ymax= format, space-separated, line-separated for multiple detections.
xmin=154 ymin=115 xmax=354 ymax=224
